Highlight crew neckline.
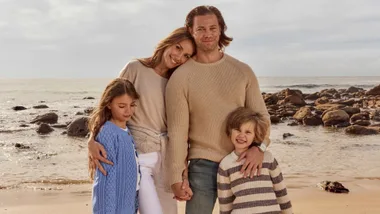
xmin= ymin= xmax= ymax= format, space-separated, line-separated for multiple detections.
xmin=190 ymin=53 xmax=227 ymax=66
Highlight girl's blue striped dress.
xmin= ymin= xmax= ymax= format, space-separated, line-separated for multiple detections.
xmin=92 ymin=121 xmax=140 ymax=214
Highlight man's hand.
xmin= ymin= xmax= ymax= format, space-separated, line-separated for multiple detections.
xmin=237 ymin=146 xmax=264 ymax=178
xmin=171 ymin=181 xmax=193 ymax=201
xmin=88 ymin=138 xmax=113 ymax=175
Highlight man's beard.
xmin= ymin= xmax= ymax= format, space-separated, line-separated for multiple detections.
xmin=196 ymin=41 xmax=219 ymax=53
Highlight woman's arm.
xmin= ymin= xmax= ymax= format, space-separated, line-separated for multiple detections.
xmin=88 ymin=133 xmax=113 ymax=175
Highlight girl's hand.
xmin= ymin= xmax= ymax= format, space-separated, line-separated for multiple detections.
xmin=88 ymin=137 xmax=113 ymax=175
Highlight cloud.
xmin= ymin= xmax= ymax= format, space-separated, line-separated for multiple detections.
xmin=0 ymin=0 xmax=379 ymax=78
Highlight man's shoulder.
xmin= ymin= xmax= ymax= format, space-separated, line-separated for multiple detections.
xmin=224 ymin=54 xmax=254 ymax=75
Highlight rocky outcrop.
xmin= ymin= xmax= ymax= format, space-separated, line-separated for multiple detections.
xmin=67 ymin=117 xmax=89 ymax=137
xmin=12 ymin=106 xmax=27 ymax=111
xmin=366 ymin=84 xmax=380 ymax=95
xmin=345 ymin=125 xmax=379 ymax=135
xmin=322 ymin=110 xmax=350 ymax=126
xmin=31 ymin=113 xmax=58 ymax=124
xmin=37 ymin=123 xmax=54 ymax=135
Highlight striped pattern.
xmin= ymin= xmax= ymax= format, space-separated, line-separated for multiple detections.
xmin=165 ymin=54 xmax=271 ymax=185
xmin=92 ymin=121 xmax=139 ymax=214
xmin=217 ymin=151 xmax=292 ymax=214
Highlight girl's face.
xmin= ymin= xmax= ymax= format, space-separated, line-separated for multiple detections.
xmin=230 ymin=121 xmax=255 ymax=153
xmin=107 ymin=94 xmax=137 ymax=124
xmin=162 ymin=39 xmax=194 ymax=69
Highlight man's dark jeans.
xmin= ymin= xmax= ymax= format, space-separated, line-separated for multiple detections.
xmin=186 ymin=159 xmax=219 ymax=214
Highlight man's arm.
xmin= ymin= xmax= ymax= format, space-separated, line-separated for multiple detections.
xmin=165 ymin=71 xmax=190 ymax=186
xmin=238 ymin=67 xmax=271 ymax=178
xmin=245 ymin=69 xmax=271 ymax=147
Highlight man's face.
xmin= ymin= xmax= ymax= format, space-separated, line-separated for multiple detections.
xmin=190 ymin=14 xmax=221 ymax=53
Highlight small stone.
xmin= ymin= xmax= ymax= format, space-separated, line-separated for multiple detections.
xmin=283 ymin=133 xmax=294 ymax=139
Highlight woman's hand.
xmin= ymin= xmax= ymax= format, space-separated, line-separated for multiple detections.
xmin=88 ymin=137 xmax=113 ymax=175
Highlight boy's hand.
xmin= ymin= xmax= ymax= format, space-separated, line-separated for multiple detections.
xmin=237 ymin=146 xmax=264 ymax=178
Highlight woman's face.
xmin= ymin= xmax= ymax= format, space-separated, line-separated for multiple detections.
xmin=162 ymin=39 xmax=194 ymax=69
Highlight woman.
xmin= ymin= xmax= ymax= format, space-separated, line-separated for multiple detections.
xmin=88 ymin=27 xmax=196 ymax=214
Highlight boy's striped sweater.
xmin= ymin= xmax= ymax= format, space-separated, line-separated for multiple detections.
xmin=217 ymin=151 xmax=292 ymax=214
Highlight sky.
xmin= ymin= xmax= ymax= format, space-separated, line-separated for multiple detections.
xmin=0 ymin=0 xmax=379 ymax=78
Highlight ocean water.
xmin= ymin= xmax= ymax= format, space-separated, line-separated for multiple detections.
xmin=0 ymin=77 xmax=380 ymax=188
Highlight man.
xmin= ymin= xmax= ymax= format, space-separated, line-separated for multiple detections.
xmin=165 ymin=5 xmax=271 ymax=214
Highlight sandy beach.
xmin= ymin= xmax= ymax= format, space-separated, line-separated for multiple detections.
xmin=1 ymin=79 xmax=379 ymax=214
xmin=1 ymin=178 xmax=380 ymax=214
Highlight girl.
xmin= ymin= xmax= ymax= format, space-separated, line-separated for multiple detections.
xmin=218 ymin=107 xmax=293 ymax=214
xmin=88 ymin=27 xmax=196 ymax=214
xmin=89 ymin=78 xmax=141 ymax=214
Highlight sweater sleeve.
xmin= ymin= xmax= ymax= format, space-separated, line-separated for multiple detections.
xmin=217 ymin=163 xmax=234 ymax=214
xmin=245 ymin=68 xmax=271 ymax=147
xmin=165 ymin=71 xmax=190 ymax=186
xmin=119 ymin=61 xmax=137 ymax=84
xmin=92 ymin=129 xmax=118 ymax=214
xmin=269 ymin=156 xmax=293 ymax=214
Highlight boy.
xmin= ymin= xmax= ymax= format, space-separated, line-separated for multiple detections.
xmin=217 ymin=107 xmax=292 ymax=214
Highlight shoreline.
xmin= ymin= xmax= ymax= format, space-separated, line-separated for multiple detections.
xmin=1 ymin=178 xmax=380 ymax=214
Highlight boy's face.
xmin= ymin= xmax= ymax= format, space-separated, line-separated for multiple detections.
xmin=230 ymin=122 xmax=255 ymax=152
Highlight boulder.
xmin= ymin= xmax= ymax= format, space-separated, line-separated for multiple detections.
xmin=350 ymin=112 xmax=370 ymax=123
xmin=303 ymin=115 xmax=323 ymax=126
xmin=336 ymin=99 xmax=356 ymax=106
xmin=12 ymin=106 xmax=27 ymax=111
xmin=36 ymin=123 xmax=54 ymax=135
xmin=340 ymin=107 xmax=360 ymax=116
xmin=283 ymin=133 xmax=294 ymax=139
xmin=352 ymin=120 xmax=371 ymax=126
xmin=264 ymin=94 xmax=279 ymax=105
xmin=345 ymin=125 xmax=378 ymax=135
xmin=270 ymin=115 xmax=281 ymax=124
xmin=67 ymin=117 xmax=89 ymax=137
xmin=315 ymin=104 xmax=345 ymax=112
xmin=279 ymin=95 xmax=306 ymax=106
xmin=322 ymin=110 xmax=350 ymax=126
xmin=366 ymin=84 xmax=380 ymax=95
xmin=284 ymin=88 xmax=303 ymax=99
xmin=315 ymin=97 xmax=330 ymax=105
xmin=293 ymin=107 xmax=312 ymax=121
xmin=33 ymin=104 xmax=49 ymax=109
xmin=31 ymin=113 xmax=58 ymax=124
xmin=347 ymin=86 xmax=363 ymax=93
xmin=305 ymin=92 xmax=319 ymax=100
xmin=287 ymin=121 xmax=299 ymax=126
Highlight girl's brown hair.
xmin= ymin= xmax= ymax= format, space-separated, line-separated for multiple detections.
xmin=137 ymin=27 xmax=196 ymax=77
xmin=88 ymin=78 xmax=139 ymax=179
xmin=225 ymin=107 xmax=269 ymax=143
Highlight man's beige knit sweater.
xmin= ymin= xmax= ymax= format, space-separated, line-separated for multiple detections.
xmin=165 ymin=54 xmax=271 ymax=185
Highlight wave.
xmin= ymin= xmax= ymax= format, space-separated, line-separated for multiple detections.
xmin=271 ymin=84 xmax=376 ymax=89
xmin=2 ymin=179 xmax=92 ymax=189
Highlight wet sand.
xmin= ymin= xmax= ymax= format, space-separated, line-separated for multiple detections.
xmin=1 ymin=178 xmax=379 ymax=214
